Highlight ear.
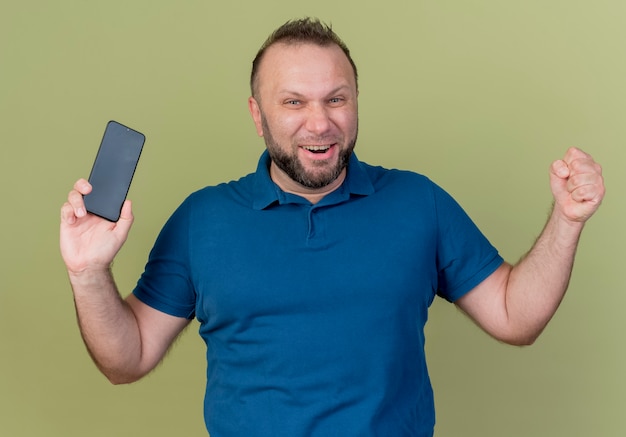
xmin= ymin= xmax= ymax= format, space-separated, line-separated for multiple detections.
xmin=248 ymin=97 xmax=264 ymax=137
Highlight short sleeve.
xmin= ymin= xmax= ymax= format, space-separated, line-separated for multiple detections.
xmin=133 ymin=199 xmax=197 ymax=319
xmin=432 ymin=184 xmax=504 ymax=302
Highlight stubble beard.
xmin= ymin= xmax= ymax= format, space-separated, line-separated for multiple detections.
xmin=261 ymin=115 xmax=358 ymax=189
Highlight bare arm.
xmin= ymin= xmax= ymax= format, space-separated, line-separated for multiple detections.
xmin=61 ymin=179 xmax=190 ymax=384
xmin=456 ymin=147 xmax=605 ymax=345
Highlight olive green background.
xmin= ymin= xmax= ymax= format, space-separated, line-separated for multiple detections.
xmin=1 ymin=1 xmax=624 ymax=436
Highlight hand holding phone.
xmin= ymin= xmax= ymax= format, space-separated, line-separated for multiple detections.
xmin=83 ymin=121 xmax=145 ymax=222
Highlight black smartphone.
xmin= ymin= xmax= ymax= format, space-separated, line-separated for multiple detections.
xmin=83 ymin=120 xmax=145 ymax=222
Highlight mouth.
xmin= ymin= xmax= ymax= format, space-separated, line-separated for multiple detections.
xmin=302 ymin=144 xmax=334 ymax=154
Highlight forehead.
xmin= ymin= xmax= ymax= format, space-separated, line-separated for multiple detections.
xmin=256 ymin=43 xmax=356 ymax=96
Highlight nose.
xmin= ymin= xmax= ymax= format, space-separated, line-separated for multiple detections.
xmin=304 ymin=103 xmax=332 ymax=135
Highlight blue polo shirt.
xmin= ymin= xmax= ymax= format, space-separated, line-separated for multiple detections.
xmin=133 ymin=151 xmax=503 ymax=437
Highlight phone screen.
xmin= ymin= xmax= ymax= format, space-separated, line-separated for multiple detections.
xmin=84 ymin=120 xmax=145 ymax=222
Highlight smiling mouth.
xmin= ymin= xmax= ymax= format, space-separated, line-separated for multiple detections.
xmin=303 ymin=144 xmax=333 ymax=154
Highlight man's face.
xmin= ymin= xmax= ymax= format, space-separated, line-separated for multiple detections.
xmin=249 ymin=43 xmax=359 ymax=190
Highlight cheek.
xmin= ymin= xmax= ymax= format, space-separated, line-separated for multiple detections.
xmin=335 ymin=112 xmax=358 ymax=136
xmin=268 ymin=113 xmax=304 ymax=140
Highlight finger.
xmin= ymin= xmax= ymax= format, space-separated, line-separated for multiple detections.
xmin=568 ymin=158 xmax=603 ymax=182
xmin=73 ymin=178 xmax=92 ymax=195
xmin=562 ymin=147 xmax=602 ymax=182
xmin=551 ymin=147 xmax=601 ymax=196
xmin=550 ymin=159 xmax=570 ymax=180
xmin=566 ymin=166 xmax=602 ymax=190
xmin=562 ymin=146 xmax=592 ymax=165
xmin=67 ymin=189 xmax=87 ymax=218
xmin=564 ymin=150 xmax=603 ymax=199
xmin=60 ymin=201 xmax=77 ymax=225
xmin=567 ymin=171 xmax=605 ymax=203
xmin=570 ymin=184 xmax=602 ymax=204
xmin=66 ymin=178 xmax=93 ymax=218
xmin=114 ymin=200 xmax=135 ymax=236
xmin=549 ymin=158 xmax=572 ymax=203
xmin=119 ymin=200 xmax=133 ymax=221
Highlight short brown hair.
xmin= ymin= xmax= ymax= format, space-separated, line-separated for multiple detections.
xmin=250 ymin=17 xmax=358 ymax=98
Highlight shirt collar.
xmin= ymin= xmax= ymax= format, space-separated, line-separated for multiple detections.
xmin=252 ymin=150 xmax=375 ymax=210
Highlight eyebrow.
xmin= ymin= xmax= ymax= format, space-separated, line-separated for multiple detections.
xmin=277 ymin=85 xmax=353 ymax=98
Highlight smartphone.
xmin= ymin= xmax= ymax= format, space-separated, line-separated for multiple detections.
xmin=83 ymin=120 xmax=145 ymax=222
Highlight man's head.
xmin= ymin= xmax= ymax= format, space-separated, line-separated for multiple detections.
xmin=248 ymin=18 xmax=359 ymax=193
xmin=250 ymin=18 xmax=358 ymax=100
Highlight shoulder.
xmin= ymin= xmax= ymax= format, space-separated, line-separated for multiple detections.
xmin=182 ymin=172 xmax=257 ymax=207
xmin=360 ymin=158 xmax=434 ymax=184
xmin=158 ymin=173 xmax=257 ymax=233
xmin=357 ymin=160 xmax=444 ymax=199
xmin=353 ymin=160 xmax=472 ymax=227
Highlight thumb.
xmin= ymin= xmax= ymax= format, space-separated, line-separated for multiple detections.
xmin=549 ymin=159 xmax=570 ymax=201
xmin=114 ymin=200 xmax=135 ymax=237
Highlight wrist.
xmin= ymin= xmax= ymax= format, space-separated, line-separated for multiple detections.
xmin=67 ymin=265 xmax=114 ymax=287
xmin=545 ymin=206 xmax=585 ymax=250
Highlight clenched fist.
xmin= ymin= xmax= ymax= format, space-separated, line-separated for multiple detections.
xmin=550 ymin=147 xmax=605 ymax=223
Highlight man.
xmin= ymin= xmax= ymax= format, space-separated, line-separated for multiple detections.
xmin=60 ymin=18 xmax=605 ymax=437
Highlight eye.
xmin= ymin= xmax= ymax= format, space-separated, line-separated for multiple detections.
xmin=285 ymin=99 xmax=301 ymax=106
xmin=329 ymin=97 xmax=345 ymax=105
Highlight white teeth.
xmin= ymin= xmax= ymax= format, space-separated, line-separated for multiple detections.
xmin=304 ymin=145 xmax=331 ymax=151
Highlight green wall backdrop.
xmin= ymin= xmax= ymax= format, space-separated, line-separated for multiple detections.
xmin=1 ymin=1 xmax=624 ymax=436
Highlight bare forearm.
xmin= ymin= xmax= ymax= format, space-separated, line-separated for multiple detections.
xmin=504 ymin=207 xmax=584 ymax=343
xmin=69 ymin=268 xmax=143 ymax=384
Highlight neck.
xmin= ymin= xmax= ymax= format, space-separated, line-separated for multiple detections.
xmin=269 ymin=162 xmax=346 ymax=204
